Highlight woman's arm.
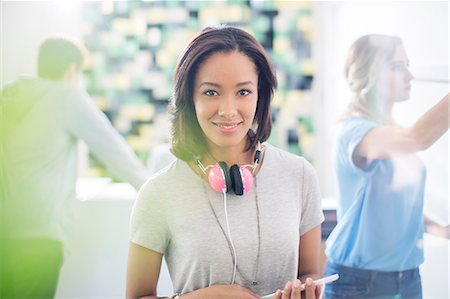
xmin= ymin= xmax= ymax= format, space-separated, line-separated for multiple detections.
xmin=126 ymin=242 xmax=162 ymax=299
xmin=299 ymin=225 xmax=323 ymax=299
xmin=356 ymin=93 xmax=449 ymax=161
xmin=424 ymin=215 xmax=450 ymax=239
xmin=298 ymin=225 xmax=322 ymax=281
xmin=274 ymin=225 xmax=323 ymax=299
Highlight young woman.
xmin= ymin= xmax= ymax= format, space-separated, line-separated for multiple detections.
xmin=324 ymin=34 xmax=449 ymax=299
xmin=126 ymin=26 xmax=324 ymax=299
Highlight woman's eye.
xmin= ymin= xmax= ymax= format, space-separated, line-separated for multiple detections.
xmin=391 ymin=63 xmax=408 ymax=72
xmin=204 ymin=90 xmax=218 ymax=96
xmin=238 ymin=89 xmax=251 ymax=96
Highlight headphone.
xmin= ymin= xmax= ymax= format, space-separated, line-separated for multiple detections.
xmin=197 ymin=142 xmax=263 ymax=284
xmin=196 ymin=142 xmax=262 ymax=196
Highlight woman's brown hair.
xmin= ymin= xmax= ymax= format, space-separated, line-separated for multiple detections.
xmin=170 ymin=26 xmax=277 ymax=161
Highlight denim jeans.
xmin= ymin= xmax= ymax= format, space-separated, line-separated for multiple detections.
xmin=324 ymin=261 xmax=422 ymax=299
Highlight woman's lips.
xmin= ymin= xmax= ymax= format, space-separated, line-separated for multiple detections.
xmin=213 ymin=122 xmax=242 ymax=134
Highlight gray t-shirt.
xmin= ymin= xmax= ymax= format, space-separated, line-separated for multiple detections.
xmin=130 ymin=143 xmax=324 ymax=296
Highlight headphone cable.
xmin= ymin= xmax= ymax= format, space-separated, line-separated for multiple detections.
xmin=223 ymin=188 xmax=237 ymax=284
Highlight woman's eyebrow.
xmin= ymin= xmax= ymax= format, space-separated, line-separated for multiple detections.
xmin=198 ymin=81 xmax=255 ymax=88
xmin=199 ymin=82 xmax=222 ymax=88
xmin=236 ymin=81 xmax=255 ymax=87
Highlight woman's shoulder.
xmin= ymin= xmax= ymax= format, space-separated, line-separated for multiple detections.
xmin=265 ymin=143 xmax=312 ymax=172
xmin=139 ymin=159 xmax=192 ymax=196
xmin=337 ymin=116 xmax=378 ymax=139
xmin=266 ymin=143 xmax=306 ymax=162
xmin=143 ymin=159 xmax=189 ymax=188
xmin=134 ymin=159 xmax=205 ymax=216
xmin=340 ymin=116 xmax=370 ymax=127
xmin=133 ymin=160 xmax=193 ymax=214
xmin=261 ymin=145 xmax=318 ymax=192
xmin=340 ymin=116 xmax=377 ymax=129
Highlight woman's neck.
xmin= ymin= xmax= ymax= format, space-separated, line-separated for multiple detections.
xmin=376 ymin=100 xmax=393 ymax=124
xmin=191 ymin=141 xmax=265 ymax=181
xmin=205 ymin=144 xmax=254 ymax=167
xmin=369 ymin=94 xmax=393 ymax=124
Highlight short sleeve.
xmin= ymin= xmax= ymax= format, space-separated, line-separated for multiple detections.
xmin=129 ymin=179 xmax=170 ymax=254
xmin=299 ymin=158 xmax=325 ymax=235
xmin=337 ymin=117 xmax=379 ymax=174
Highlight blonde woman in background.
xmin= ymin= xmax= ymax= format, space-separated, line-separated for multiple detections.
xmin=324 ymin=34 xmax=449 ymax=299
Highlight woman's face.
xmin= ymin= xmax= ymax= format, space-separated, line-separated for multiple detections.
xmin=193 ymin=50 xmax=258 ymax=154
xmin=375 ymin=44 xmax=414 ymax=103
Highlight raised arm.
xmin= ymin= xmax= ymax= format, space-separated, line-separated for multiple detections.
xmin=356 ymin=93 xmax=449 ymax=161
xmin=65 ymin=90 xmax=149 ymax=189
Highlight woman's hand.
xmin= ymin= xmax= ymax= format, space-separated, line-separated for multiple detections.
xmin=272 ymin=278 xmax=322 ymax=299
xmin=182 ymin=284 xmax=259 ymax=299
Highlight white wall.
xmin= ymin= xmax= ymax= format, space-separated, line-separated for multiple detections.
xmin=1 ymin=1 xmax=83 ymax=86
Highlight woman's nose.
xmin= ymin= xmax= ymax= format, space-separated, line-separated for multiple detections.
xmin=405 ymin=68 xmax=414 ymax=81
xmin=218 ymin=97 xmax=237 ymax=118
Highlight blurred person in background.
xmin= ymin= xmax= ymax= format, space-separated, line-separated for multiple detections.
xmin=324 ymin=34 xmax=449 ymax=299
xmin=0 ymin=36 xmax=149 ymax=298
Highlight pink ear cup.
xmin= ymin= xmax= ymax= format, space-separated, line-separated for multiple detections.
xmin=208 ymin=164 xmax=226 ymax=193
xmin=240 ymin=166 xmax=253 ymax=193
xmin=207 ymin=163 xmax=254 ymax=195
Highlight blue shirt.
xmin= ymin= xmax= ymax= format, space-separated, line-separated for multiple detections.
xmin=325 ymin=117 xmax=426 ymax=271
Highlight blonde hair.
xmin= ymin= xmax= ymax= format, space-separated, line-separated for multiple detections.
xmin=342 ymin=34 xmax=401 ymax=122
